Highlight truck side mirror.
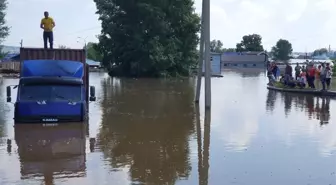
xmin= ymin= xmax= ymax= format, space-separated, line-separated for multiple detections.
xmin=6 ymin=86 xmax=11 ymax=102
xmin=89 ymin=86 xmax=96 ymax=101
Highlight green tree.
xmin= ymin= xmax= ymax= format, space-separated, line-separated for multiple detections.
xmin=236 ymin=34 xmax=264 ymax=52
xmin=0 ymin=0 xmax=10 ymax=57
xmin=86 ymin=42 xmax=102 ymax=62
xmin=0 ymin=0 xmax=9 ymax=137
xmin=271 ymin=39 xmax=293 ymax=61
xmin=222 ymin=48 xmax=236 ymax=52
xmin=313 ymin=48 xmax=328 ymax=56
xmin=210 ymin=39 xmax=235 ymax=53
xmin=94 ymin=0 xmax=200 ymax=77
xmin=210 ymin=39 xmax=223 ymax=53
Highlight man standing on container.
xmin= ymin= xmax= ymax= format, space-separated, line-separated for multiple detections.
xmin=40 ymin=11 xmax=55 ymax=49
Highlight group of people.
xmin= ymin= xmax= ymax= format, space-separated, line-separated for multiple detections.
xmin=267 ymin=60 xmax=333 ymax=91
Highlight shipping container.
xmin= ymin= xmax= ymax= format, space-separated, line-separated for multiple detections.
xmin=19 ymin=48 xmax=89 ymax=102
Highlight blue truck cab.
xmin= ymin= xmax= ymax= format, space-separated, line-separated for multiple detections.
xmin=6 ymin=60 xmax=96 ymax=123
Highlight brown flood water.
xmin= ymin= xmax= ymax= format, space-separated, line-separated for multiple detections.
xmin=0 ymin=70 xmax=336 ymax=185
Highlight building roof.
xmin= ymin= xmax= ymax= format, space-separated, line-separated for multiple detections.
xmin=210 ymin=52 xmax=222 ymax=55
xmin=223 ymin=51 xmax=267 ymax=55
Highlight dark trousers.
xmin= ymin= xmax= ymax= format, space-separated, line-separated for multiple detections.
xmin=321 ymin=76 xmax=326 ymax=90
xmin=320 ymin=75 xmax=331 ymax=90
xmin=298 ymin=82 xmax=305 ymax=88
xmin=307 ymin=76 xmax=315 ymax=88
xmin=326 ymin=78 xmax=331 ymax=89
xmin=43 ymin=31 xmax=53 ymax=49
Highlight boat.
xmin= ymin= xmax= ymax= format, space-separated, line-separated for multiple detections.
xmin=267 ymin=85 xmax=336 ymax=97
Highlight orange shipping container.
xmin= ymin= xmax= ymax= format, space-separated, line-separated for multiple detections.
xmin=19 ymin=48 xmax=89 ymax=102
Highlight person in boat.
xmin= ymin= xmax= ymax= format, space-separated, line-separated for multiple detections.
xmin=325 ymin=63 xmax=332 ymax=90
xmin=279 ymin=73 xmax=295 ymax=88
xmin=320 ymin=63 xmax=327 ymax=91
xmin=268 ymin=62 xmax=279 ymax=82
xmin=276 ymin=65 xmax=281 ymax=80
xmin=315 ymin=65 xmax=322 ymax=86
xmin=284 ymin=63 xmax=293 ymax=84
xmin=294 ymin=63 xmax=301 ymax=80
xmin=297 ymin=70 xmax=307 ymax=88
xmin=272 ymin=63 xmax=279 ymax=79
xmin=302 ymin=65 xmax=306 ymax=72
xmin=267 ymin=62 xmax=276 ymax=85
xmin=279 ymin=74 xmax=286 ymax=85
xmin=307 ymin=63 xmax=316 ymax=88
xmin=279 ymin=74 xmax=285 ymax=83
xmin=286 ymin=76 xmax=296 ymax=88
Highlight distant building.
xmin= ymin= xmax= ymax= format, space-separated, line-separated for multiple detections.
xmin=0 ymin=53 xmax=20 ymax=72
xmin=221 ymin=51 xmax=267 ymax=68
xmin=1 ymin=53 xmax=20 ymax=62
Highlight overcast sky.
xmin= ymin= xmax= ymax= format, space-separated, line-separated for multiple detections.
xmin=4 ymin=0 xmax=336 ymax=51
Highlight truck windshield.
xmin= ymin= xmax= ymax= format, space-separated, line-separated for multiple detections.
xmin=20 ymin=85 xmax=82 ymax=101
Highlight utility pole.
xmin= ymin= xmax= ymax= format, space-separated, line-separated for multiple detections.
xmin=20 ymin=39 xmax=23 ymax=48
xmin=195 ymin=0 xmax=211 ymax=109
xmin=195 ymin=0 xmax=205 ymax=103
xmin=203 ymin=0 xmax=211 ymax=109
xmin=77 ymin=36 xmax=88 ymax=59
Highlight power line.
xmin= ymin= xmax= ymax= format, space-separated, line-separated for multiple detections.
xmin=66 ymin=26 xmax=101 ymax=36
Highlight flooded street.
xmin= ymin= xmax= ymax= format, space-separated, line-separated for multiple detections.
xmin=1 ymin=70 xmax=336 ymax=185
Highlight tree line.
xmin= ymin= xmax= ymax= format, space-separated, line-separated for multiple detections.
xmin=0 ymin=0 xmax=9 ymax=58
xmin=0 ymin=0 xmax=331 ymax=78
xmin=210 ymin=34 xmax=293 ymax=61
xmin=92 ymin=0 xmax=296 ymax=77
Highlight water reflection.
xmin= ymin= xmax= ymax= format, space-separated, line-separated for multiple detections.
xmin=266 ymin=90 xmax=331 ymax=125
xmin=14 ymin=123 xmax=87 ymax=183
xmin=201 ymin=110 xmax=211 ymax=185
xmin=315 ymin=97 xmax=331 ymax=125
xmin=224 ymin=68 xmax=265 ymax=78
xmin=266 ymin=90 xmax=277 ymax=113
xmin=97 ymin=78 xmax=195 ymax=184
xmin=2 ymin=72 xmax=336 ymax=184
xmin=195 ymin=106 xmax=203 ymax=185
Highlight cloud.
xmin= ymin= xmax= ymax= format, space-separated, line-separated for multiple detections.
xmin=194 ymin=0 xmax=335 ymax=51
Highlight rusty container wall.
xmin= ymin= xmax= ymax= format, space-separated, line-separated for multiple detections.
xmin=19 ymin=48 xmax=89 ymax=103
